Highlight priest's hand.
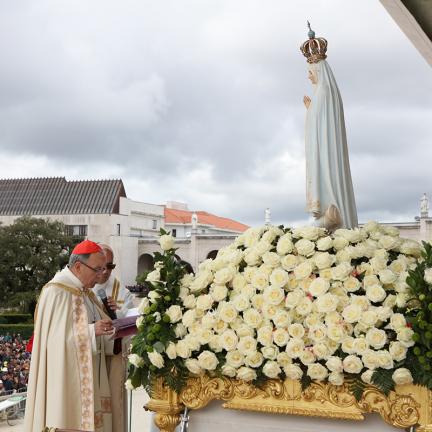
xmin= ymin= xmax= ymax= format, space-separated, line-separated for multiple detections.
xmin=95 ymin=319 xmax=113 ymax=336
xmin=303 ymin=95 xmax=311 ymax=109
xmin=107 ymin=296 xmax=120 ymax=311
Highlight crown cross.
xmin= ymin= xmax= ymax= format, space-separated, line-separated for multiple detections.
xmin=300 ymin=21 xmax=328 ymax=64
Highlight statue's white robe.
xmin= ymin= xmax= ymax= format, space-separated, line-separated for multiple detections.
xmin=24 ymin=267 xmax=112 ymax=432
xmin=305 ymin=59 xmax=358 ymax=229
xmin=93 ymin=276 xmax=135 ymax=432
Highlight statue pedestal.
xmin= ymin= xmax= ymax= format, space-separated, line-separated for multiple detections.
xmin=146 ymin=376 xmax=432 ymax=432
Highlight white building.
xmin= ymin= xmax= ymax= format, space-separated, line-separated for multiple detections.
xmin=0 ymin=178 xmax=248 ymax=286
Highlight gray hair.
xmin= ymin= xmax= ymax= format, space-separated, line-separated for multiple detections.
xmin=68 ymin=253 xmax=91 ymax=266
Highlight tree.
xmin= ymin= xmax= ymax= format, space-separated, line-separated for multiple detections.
xmin=0 ymin=217 xmax=77 ymax=307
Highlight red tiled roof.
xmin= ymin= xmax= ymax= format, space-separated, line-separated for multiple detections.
xmin=164 ymin=208 xmax=249 ymax=233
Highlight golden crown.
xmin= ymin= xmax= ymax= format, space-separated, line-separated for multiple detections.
xmin=300 ymin=21 xmax=328 ymax=64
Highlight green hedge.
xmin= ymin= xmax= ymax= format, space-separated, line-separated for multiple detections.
xmin=0 ymin=324 xmax=34 ymax=339
xmin=0 ymin=314 xmax=33 ymax=324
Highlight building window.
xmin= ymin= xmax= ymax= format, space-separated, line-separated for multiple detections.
xmin=172 ymin=229 xmax=177 ymax=237
xmin=152 ymin=219 xmax=157 ymax=230
xmin=117 ymin=224 xmax=121 ymax=236
xmin=66 ymin=225 xmax=87 ymax=237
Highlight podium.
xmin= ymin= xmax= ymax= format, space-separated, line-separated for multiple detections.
xmin=146 ymin=376 xmax=432 ymax=431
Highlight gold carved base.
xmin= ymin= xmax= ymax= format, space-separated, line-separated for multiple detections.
xmin=146 ymin=376 xmax=432 ymax=431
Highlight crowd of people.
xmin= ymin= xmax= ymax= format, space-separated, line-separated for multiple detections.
xmin=0 ymin=333 xmax=30 ymax=396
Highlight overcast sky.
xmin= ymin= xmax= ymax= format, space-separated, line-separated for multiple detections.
xmin=0 ymin=0 xmax=431 ymax=226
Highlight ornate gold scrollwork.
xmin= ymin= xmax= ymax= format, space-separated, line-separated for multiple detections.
xmin=146 ymin=377 xmax=432 ymax=431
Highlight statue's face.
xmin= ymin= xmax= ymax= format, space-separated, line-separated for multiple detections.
xmin=308 ymin=69 xmax=318 ymax=84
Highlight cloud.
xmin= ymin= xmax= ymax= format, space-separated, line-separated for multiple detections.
xmin=0 ymin=0 xmax=431 ymax=227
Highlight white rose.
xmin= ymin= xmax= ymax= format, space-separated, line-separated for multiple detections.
xmin=379 ymin=269 xmax=397 ymax=285
xmin=262 ymin=302 xmax=279 ymax=320
xmin=251 ymin=271 xmax=269 ymax=291
xmin=344 ymin=276 xmax=361 ymax=293
xmin=218 ymin=302 xmax=238 ymax=323
xmin=389 ymin=313 xmax=406 ymax=330
xmin=286 ymin=338 xmax=305 ymax=358
xmin=341 ymin=337 xmax=356 ymax=354
xmin=396 ymin=327 xmax=415 ymax=347
xmin=296 ymin=297 xmax=313 ymax=315
xmin=210 ymin=284 xmax=228 ymax=302
xmin=314 ymin=252 xmax=335 ymax=270
xmin=138 ymin=298 xmax=150 ymax=314
xmin=284 ymin=364 xmax=303 ymax=380
xmin=263 ymin=285 xmax=285 ymax=305
xmin=176 ymin=340 xmax=192 ymax=359
xmin=342 ymin=304 xmax=362 ymax=323
xmin=370 ymin=256 xmax=388 ymax=273
xmin=221 ymin=364 xmax=237 ymax=377
xmin=308 ymin=277 xmax=330 ymax=297
xmin=257 ymin=326 xmax=273 ymax=346
xmin=208 ymin=335 xmax=223 ymax=352
xmin=399 ymin=239 xmax=421 ymax=257
xmin=196 ymin=294 xmax=213 ymax=311
xmin=317 ymin=236 xmax=333 ymax=251
xmin=165 ymin=305 xmax=182 ymax=323
xmin=378 ymin=235 xmax=399 ymax=250
xmin=288 ymin=323 xmax=305 ymax=339
xmin=353 ymin=337 xmax=369 ymax=355
xmin=269 ymin=268 xmax=289 ymax=288
xmin=389 ymin=341 xmax=407 ymax=361
xmin=240 ymin=309 xmax=261 ymax=329
xmin=128 ymin=353 xmax=145 ymax=368
xmin=312 ymin=343 xmax=330 ymax=360
xmin=182 ymin=309 xmax=196 ymax=328
xmin=333 ymin=237 xmax=349 ymax=251
xmin=159 ymin=234 xmax=175 ymax=251
xmin=392 ymin=368 xmax=413 ymax=385
xmin=307 ymin=363 xmax=328 ymax=380
xmin=365 ymin=284 xmax=386 ymax=303
xmin=232 ymin=274 xmax=247 ymax=291
xmin=425 ymin=268 xmax=432 ymax=284
xmin=336 ymin=248 xmax=352 ymax=263
xmin=327 ymin=325 xmax=346 ymax=343
xmin=238 ymin=336 xmax=258 ymax=355
xmin=276 ymin=352 xmax=292 ymax=368
xmin=273 ymin=310 xmax=291 ymax=328
xmin=273 ymin=328 xmax=290 ymax=347
xmin=300 ymin=349 xmax=316 ymax=365
xmin=189 ymin=270 xmax=213 ymax=293
xmin=343 ymin=355 xmax=363 ymax=374
xmin=183 ymin=294 xmax=196 ymax=309
xmin=295 ymin=239 xmax=316 ymax=257
xmin=362 ymin=350 xmax=379 ymax=370
xmin=361 ymin=369 xmax=374 ymax=384
xmin=326 ymin=356 xmax=343 ymax=372
xmin=245 ymin=351 xmax=264 ymax=368
xmin=166 ymin=342 xmax=177 ymax=360
xmin=148 ymin=351 xmax=164 ymax=369
xmin=244 ymin=249 xmax=260 ymax=266
xmin=276 ymin=234 xmax=294 ymax=255
xmin=263 ymin=361 xmax=282 ymax=378
xmin=236 ymin=366 xmax=257 ymax=381
xmin=366 ymin=328 xmax=387 ymax=349
xmin=198 ymin=351 xmax=219 ymax=370
xmin=221 ymin=329 xmax=239 ymax=351
xmin=148 ymin=290 xmax=160 ymax=303
xmin=174 ymin=323 xmax=187 ymax=338
xmin=214 ymin=267 xmax=235 ymax=285
xmin=262 ymin=251 xmax=281 ymax=268
xmin=185 ymin=358 xmax=203 ymax=375
xmin=308 ymin=324 xmax=328 ymax=342
xmin=285 ymin=290 xmax=303 ymax=309
xmin=281 ymin=254 xmax=299 ymax=271
xmin=377 ymin=350 xmax=394 ymax=369
xmin=136 ymin=316 xmax=145 ymax=328
xmin=315 ymin=293 xmax=338 ymax=313
xmin=359 ymin=310 xmax=378 ymax=327
xmin=328 ymin=372 xmax=344 ymax=386
xmin=331 ymin=262 xmax=352 ymax=281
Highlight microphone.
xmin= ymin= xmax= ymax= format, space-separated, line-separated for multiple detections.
xmin=97 ymin=288 xmax=122 ymax=355
xmin=97 ymin=289 xmax=117 ymax=320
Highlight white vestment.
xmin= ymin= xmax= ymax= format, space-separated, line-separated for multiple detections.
xmin=93 ymin=275 xmax=135 ymax=432
xmin=24 ymin=267 xmax=112 ymax=432
xmin=305 ymin=59 xmax=358 ymax=229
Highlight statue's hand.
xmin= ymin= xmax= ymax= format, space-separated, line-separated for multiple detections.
xmin=303 ymin=96 xmax=311 ymax=109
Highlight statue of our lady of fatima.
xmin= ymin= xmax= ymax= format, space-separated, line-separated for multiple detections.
xmin=301 ymin=22 xmax=358 ymax=231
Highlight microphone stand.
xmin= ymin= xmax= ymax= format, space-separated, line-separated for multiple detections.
xmin=179 ymin=407 xmax=189 ymax=432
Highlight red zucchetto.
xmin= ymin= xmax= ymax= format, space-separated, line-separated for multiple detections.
xmin=72 ymin=240 xmax=103 ymax=255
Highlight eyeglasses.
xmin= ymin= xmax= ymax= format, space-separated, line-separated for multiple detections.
xmin=106 ymin=263 xmax=116 ymax=270
xmin=78 ymin=260 xmax=106 ymax=274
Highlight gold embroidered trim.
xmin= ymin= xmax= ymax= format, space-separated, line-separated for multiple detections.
xmin=112 ymin=278 xmax=120 ymax=302
xmin=72 ymin=294 xmax=95 ymax=431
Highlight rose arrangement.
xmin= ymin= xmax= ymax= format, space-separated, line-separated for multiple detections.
xmin=127 ymin=223 xmax=428 ymax=398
